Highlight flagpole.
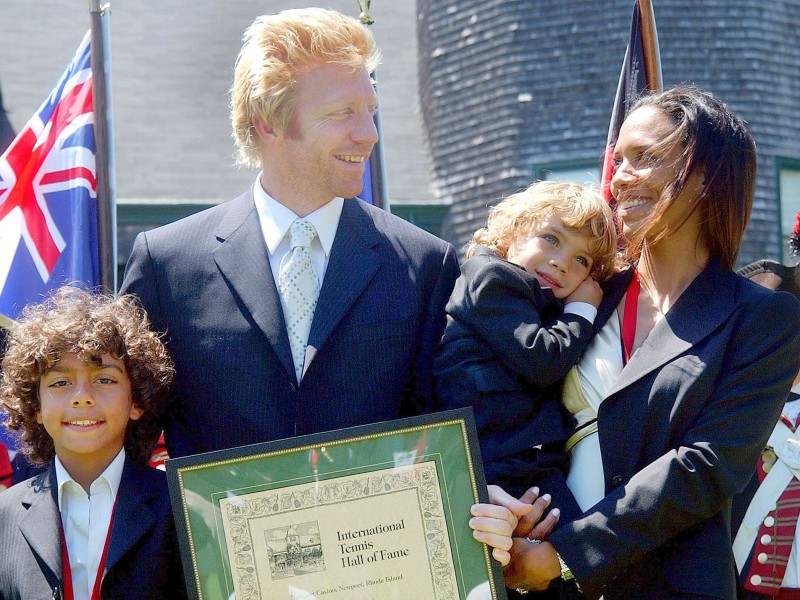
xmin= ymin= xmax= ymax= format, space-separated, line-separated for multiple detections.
xmin=356 ymin=0 xmax=388 ymax=210
xmin=600 ymin=0 xmax=663 ymax=205
xmin=638 ymin=0 xmax=663 ymax=92
xmin=89 ymin=0 xmax=116 ymax=292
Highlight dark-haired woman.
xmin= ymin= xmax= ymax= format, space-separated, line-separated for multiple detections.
xmin=470 ymin=86 xmax=800 ymax=599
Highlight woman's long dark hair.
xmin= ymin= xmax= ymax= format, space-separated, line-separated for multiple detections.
xmin=624 ymin=86 xmax=757 ymax=269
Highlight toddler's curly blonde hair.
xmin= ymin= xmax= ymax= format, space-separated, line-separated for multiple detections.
xmin=467 ymin=180 xmax=618 ymax=280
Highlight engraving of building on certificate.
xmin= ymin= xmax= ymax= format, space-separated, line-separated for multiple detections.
xmin=219 ymin=460 xmax=458 ymax=599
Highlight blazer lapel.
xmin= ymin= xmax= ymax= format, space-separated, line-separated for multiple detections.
xmin=212 ymin=190 xmax=295 ymax=378
xmin=304 ymin=200 xmax=382 ymax=373
xmin=18 ymin=469 xmax=62 ymax=585
xmin=105 ymin=460 xmax=157 ymax=572
xmin=605 ymin=260 xmax=736 ymax=398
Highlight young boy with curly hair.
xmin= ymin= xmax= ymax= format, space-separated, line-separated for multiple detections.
xmin=435 ymin=180 xmax=617 ymax=527
xmin=0 ymin=286 xmax=186 ymax=599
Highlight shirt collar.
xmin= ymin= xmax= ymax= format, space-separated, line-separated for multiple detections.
xmin=253 ymin=176 xmax=343 ymax=257
xmin=55 ymin=448 xmax=126 ymax=508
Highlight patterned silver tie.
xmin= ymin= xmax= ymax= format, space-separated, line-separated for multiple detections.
xmin=278 ymin=219 xmax=320 ymax=383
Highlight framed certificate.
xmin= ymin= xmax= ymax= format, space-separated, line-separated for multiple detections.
xmin=166 ymin=408 xmax=506 ymax=600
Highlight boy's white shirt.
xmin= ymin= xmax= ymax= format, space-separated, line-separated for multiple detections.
xmin=56 ymin=448 xmax=125 ymax=600
xmin=563 ymin=301 xmax=597 ymax=324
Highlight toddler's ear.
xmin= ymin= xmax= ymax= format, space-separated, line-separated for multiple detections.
xmin=129 ymin=403 xmax=144 ymax=421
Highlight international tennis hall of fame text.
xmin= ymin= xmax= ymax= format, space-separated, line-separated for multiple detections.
xmin=219 ymin=460 xmax=458 ymax=599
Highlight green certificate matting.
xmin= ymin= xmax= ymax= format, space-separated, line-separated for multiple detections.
xmin=166 ymin=408 xmax=506 ymax=600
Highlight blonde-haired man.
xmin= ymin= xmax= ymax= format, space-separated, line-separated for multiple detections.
xmin=121 ymin=8 xmax=459 ymax=458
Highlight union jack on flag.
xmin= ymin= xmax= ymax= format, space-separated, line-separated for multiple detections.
xmin=0 ymin=31 xmax=99 ymax=322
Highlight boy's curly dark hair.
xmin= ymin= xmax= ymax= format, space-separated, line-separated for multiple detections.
xmin=0 ymin=286 xmax=174 ymax=465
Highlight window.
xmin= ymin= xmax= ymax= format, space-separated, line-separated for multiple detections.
xmin=116 ymin=201 xmax=215 ymax=287
xmin=389 ymin=204 xmax=450 ymax=237
xmin=533 ymin=160 xmax=600 ymax=189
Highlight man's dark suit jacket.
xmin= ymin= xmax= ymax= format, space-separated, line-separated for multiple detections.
xmin=548 ymin=261 xmax=800 ymax=600
xmin=434 ymin=247 xmax=588 ymax=517
xmin=120 ymin=191 xmax=459 ymax=457
xmin=0 ymin=458 xmax=186 ymax=600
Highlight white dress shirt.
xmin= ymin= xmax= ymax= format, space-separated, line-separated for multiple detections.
xmin=252 ymin=177 xmax=343 ymax=289
xmin=563 ymin=310 xmax=622 ymax=511
xmin=56 ymin=449 xmax=125 ymax=600
xmin=563 ymin=301 xmax=597 ymax=324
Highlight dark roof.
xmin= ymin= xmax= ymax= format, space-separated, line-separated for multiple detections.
xmin=0 ymin=1 xmax=433 ymax=205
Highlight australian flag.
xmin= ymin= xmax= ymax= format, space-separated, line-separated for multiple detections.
xmin=0 ymin=31 xmax=98 ymax=456
xmin=0 ymin=31 xmax=98 ymax=323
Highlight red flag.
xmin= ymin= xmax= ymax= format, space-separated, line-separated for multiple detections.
xmin=148 ymin=432 xmax=169 ymax=470
xmin=601 ymin=0 xmax=663 ymax=207
xmin=0 ymin=440 xmax=12 ymax=489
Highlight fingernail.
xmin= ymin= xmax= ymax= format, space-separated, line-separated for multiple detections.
xmin=531 ymin=486 xmax=539 ymax=496
xmin=542 ymin=494 xmax=551 ymax=503
xmin=551 ymin=508 xmax=560 ymax=518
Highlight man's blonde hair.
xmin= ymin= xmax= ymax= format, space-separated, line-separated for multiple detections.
xmin=231 ymin=8 xmax=380 ymax=168
xmin=468 ymin=180 xmax=618 ymax=281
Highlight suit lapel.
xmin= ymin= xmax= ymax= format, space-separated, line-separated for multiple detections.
xmin=212 ymin=190 xmax=295 ymax=378
xmin=304 ymin=200 xmax=382 ymax=373
xmin=605 ymin=260 xmax=736 ymax=398
xmin=18 ymin=469 xmax=62 ymax=584
xmin=105 ymin=459 xmax=157 ymax=572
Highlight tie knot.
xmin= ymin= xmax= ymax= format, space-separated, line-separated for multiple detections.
xmin=290 ymin=219 xmax=316 ymax=249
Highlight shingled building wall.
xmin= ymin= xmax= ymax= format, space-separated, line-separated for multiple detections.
xmin=418 ymin=0 xmax=800 ymax=264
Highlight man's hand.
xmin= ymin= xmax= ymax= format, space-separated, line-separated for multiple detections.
xmin=470 ymin=500 xmax=520 ymax=566
xmin=469 ymin=485 xmax=562 ymax=566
